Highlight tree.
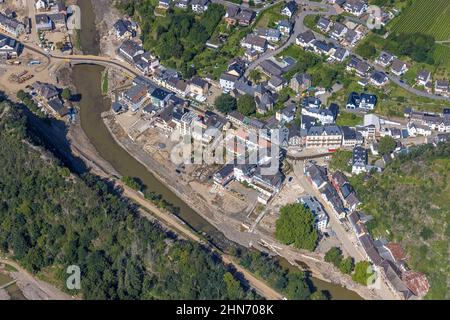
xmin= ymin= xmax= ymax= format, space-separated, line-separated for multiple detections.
xmin=324 ymin=247 xmax=343 ymax=267
xmin=61 ymin=88 xmax=72 ymax=101
xmin=357 ymin=43 xmax=377 ymax=59
xmin=214 ymin=94 xmax=237 ymax=114
xmin=223 ymin=272 xmax=244 ymax=299
xmin=378 ymin=136 xmax=396 ymax=155
xmin=339 ymin=257 xmax=354 ymax=274
xmin=310 ymin=290 xmax=329 ymax=300
xmin=275 ymin=203 xmax=318 ymax=251
xmin=286 ymin=272 xmax=311 ymax=300
xmin=352 ymin=261 xmax=375 ymax=286
xmin=237 ymin=94 xmax=256 ymax=116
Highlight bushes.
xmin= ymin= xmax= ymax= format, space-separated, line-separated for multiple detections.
xmin=324 ymin=247 xmax=354 ymax=275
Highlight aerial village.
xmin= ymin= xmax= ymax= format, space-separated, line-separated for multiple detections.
xmin=1 ymin=0 xmax=448 ymax=300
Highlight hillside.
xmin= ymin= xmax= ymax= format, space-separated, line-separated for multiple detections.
xmin=350 ymin=142 xmax=450 ymax=299
xmin=0 ymin=100 xmax=257 ymax=300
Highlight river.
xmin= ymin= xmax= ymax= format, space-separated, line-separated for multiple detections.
xmin=73 ymin=0 xmax=361 ymax=300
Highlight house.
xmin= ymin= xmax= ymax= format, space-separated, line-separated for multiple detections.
xmin=352 ymin=146 xmax=368 ymax=174
xmin=220 ymin=73 xmax=239 ymax=92
xmin=276 ymin=104 xmax=296 ymax=123
xmin=189 ymin=77 xmax=210 ymax=97
xmin=305 ymin=163 xmax=328 ymax=189
xmin=379 ymin=260 xmax=413 ymax=300
xmin=32 ymin=81 xmax=60 ymax=101
xmin=281 ymin=1 xmax=297 ymax=18
xmin=301 ymin=107 xmax=335 ymax=125
xmin=346 ymin=92 xmax=377 ymax=110
xmin=0 ymin=12 xmax=25 ymax=37
xmin=257 ymin=28 xmax=281 ymax=42
xmin=435 ymin=80 xmax=449 ymax=95
xmin=416 ymin=70 xmax=431 ymax=87
xmin=370 ymin=71 xmax=389 ymax=86
xmin=213 ymin=164 xmax=235 ymax=186
xmin=343 ymin=29 xmax=360 ymax=46
xmin=118 ymin=40 xmax=144 ymax=63
xmin=151 ymin=88 xmax=172 ymax=108
xmin=402 ymin=271 xmax=430 ymax=298
xmin=191 ymin=0 xmax=210 ymax=13
xmin=268 ymin=75 xmax=286 ymax=92
xmin=310 ymin=40 xmax=334 ymax=56
xmin=290 ymin=72 xmax=312 ymax=93
xmin=236 ymin=9 xmax=255 ymax=26
xmin=306 ymin=125 xmax=342 ymax=149
xmin=258 ymin=59 xmax=283 ymax=77
xmin=241 ymin=34 xmax=267 ymax=53
xmin=329 ymin=47 xmax=349 ymax=63
xmin=330 ymin=22 xmax=348 ymax=40
xmin=0 ymin=34 xmax=21 ymax=59
xmin=175 ymin=0 xmax=190 ymax=9
xmin=375 ymin=51 xmax=395 ymax=67
xmin=303 ymin=96 xmax=321 ymax=108
xmin=227 ymin=59 xmax=246 ymax=77
xmin=390 ymin=59 xmax=409 ymax=76
xmin=320 ymin=183 xmax=346 ymax=220
xmin=317 ymin=17 xmax=332 ymax=32
xmin=277 ymin=20 xmax=292 ymax=36
xmin=35 ymin=14 xmax=53 ymax=32
xmin=343 ymin=0 xmax=367 ymax=16
xmin=288 ymin=125 xmax=304 ymax=146
xmin=121 ymin=85 xmax=149 ymax=111
xmin=347 ymin=56 xmax=371 ymax=77
xmin=296 ymin=30 xmax=315 ymax=47
xmin=255 ymin=92 xmax=275 ymax=114
xmin=113 ymin=19 xmax=136 ymax=39
xmin=299 ymin=196 xmax=329 ymax=232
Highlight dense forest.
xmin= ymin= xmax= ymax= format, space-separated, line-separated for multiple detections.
xmin=350 ymin=141 xmax=450 ymax=299
xmin=0 ymin=100 xmax=256 ymax=300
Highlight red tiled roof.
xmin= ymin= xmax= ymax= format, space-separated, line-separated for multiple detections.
xmin=402 ymin=271 xmax=430 ymax=297
xmin=386 ymin=243 xmax=406 ymax=262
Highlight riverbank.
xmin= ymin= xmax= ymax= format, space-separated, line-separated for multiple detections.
xmin=0 ymin=260 xmax=73 ymax=300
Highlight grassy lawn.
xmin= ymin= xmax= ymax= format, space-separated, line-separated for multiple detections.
xmin=336 ymin=111 xmax=363 ymax=126
xmin=254 ymin=2 xmax=284 ymax=29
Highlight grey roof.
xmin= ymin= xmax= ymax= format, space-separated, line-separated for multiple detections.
xmin=259 ymin=60 xmax=283 ymax=77
xmin=307 ymin=125 xmax=341 ymax=136
xmin=297 ymin=30 xmax=315 ymax=44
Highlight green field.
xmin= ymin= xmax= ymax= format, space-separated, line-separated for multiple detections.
xmin=390 ymin=0 xmax=450 ymax=41
xmin=434 ymin=44 xmax=450 ymax=68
